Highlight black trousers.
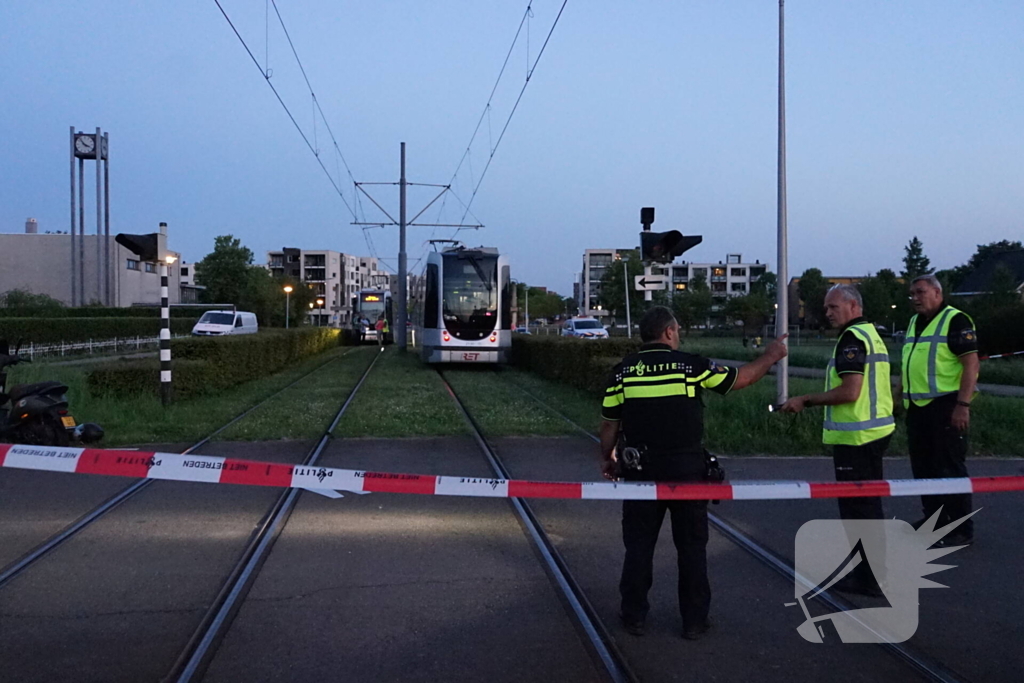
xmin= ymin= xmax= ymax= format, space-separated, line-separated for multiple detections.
xmin=907 ymin=398 xmax=973 ymax=536
xmin=832 ymin=434 xmax=891 ymax=522
xmin=833 ymin=434 xmax=890 ymax=585
xmin=619 ymin=499 xmax=710 ymax=629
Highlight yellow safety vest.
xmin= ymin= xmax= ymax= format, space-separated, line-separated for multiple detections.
xmin=823 ymin=322 xmax=895 ymax=446
xmin=901 ymin=305 xmax=971 ymax=408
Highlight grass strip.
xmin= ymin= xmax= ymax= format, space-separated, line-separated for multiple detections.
xmin=442 ymin=368 xmax=579 ymax=437
xmin=6 ymin=346 xmax=351 ymax=447
xmin=334 ymin=349 xmax=466 ymax=437
xmin=504 ymin=367 xmax=1024 ymax=457
xmin=216 ymin=346 xmax=377 ymax=441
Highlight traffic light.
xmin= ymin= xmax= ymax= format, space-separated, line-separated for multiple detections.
xmin=640 ymin=230 xmax=702 ymax=263
xmin=115 ymin=232 xmax=166 ymax=262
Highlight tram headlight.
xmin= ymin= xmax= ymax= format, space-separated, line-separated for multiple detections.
xmin=443 ymin=331 xmax=451 ymax=342
xmin=489 ymin=333 xmax=497 ymax=343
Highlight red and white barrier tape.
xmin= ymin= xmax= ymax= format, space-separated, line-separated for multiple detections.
xmin=980 ymin=350 xmax=1024 ymax=360
xmin=2 ymin=443 xmax=1023 ymax=501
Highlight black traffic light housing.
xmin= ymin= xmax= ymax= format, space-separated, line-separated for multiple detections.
xmin=638 ymin=207 xmax=702 ymax=263
xmin=115 ymin=233 xmax=160 ymax=262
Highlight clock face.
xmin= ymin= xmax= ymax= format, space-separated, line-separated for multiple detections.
xmin=75 ymin=135 xmax=96 ymax=155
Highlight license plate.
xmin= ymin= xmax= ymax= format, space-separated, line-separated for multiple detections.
xmin=61 ymin=416 xmax=77 ymax=428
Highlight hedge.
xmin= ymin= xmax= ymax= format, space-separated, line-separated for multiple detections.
xmin=0 ymin=318 xmax=195 ymax=344
xmin=86 ymin=328 xmax=341 ymax=399
xmin=511 ymin=336 xmax=638 ymax=394
xmin=0 ymin=307 xmax=205 ymax=319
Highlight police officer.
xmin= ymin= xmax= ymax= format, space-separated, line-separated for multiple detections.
xmin=599 ymin=306 xmax=787 ymax=639
xmin=780 ymin=284 xmax=895 ymax=596
xmin=899 ymin=274 xmax=979 ymax=545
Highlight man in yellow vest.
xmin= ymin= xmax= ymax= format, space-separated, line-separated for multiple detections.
xmin=899 ymin=274 xmax=979 ymax=546
xmin=781 ymin=284 xmax=895 ymax=596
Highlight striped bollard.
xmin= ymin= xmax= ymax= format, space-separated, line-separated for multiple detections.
xmin=160 ymin=261 xmax=171 ymax=405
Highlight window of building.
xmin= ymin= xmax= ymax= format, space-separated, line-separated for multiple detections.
xmin=692 ymin=267 xmax=707 ymax=279
xmin=126 ymin=259 xmax=139 ymax=271
xmin=750 ymin=266 xmax=766 ymax=278
xmin=145 ymin=262 xmax=155 ymax=273
xmin=712 ymin=282 xmax=727 ymax=292
xmin=731 ymin=267 xmax=746 ymax=277
xmin=727 ymin=254 xmax=741 ymax=264
xmin=675 ymin=283 xmax=688 ymax=291
xmin=731 ymin=282 xmax=747 ymax=292
xmin=181 ymin=267 xmax=189 ymax=277
xmin=712 ymin=267 xmax=726 ymax=277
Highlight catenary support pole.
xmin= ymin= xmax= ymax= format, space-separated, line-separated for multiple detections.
xmin=160 ymin=260 xmax=172 ymax=406
xmin=70 ymin=127 xmax=77 ymax=307
xmin=776 ymin=0 xmax=790 ymax=403
xmin=398 ymin=142 xmax=408 ymax=351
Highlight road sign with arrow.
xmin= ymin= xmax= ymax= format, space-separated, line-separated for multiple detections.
xmin=634 ymin=274 xmax=667 ymax=291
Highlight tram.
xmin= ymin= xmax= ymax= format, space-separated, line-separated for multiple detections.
xmin=413 ymin=244 xmax=511 ymax=363
xmin=352 ymin=289 xmax=393 ymax=344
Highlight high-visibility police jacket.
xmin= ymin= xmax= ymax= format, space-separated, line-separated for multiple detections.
xmin=823 ymin=321 xmax=895 ymax=446
xmin=901 ymin=305 xmax=973 ymax=408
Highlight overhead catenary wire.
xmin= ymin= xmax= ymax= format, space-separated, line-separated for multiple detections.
xmin=212 ymin=0 xmax=357 ymax=220
xmin=455 ymin=0 xmax=570 ymax=227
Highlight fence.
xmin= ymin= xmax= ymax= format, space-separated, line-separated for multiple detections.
xmin=16 ymin=334 xmax=190 ymax=361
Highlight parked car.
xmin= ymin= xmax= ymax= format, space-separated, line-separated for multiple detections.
xmin=191 ymin=311 xmax=259 ymax=336
xmin=513 ymin=326 xmax=531 ymax=335
xmin=561 ymin=317 xmax=609 ymax=339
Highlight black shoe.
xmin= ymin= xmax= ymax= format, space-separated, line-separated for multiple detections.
xmin=682 ymin=619 xmax=712 ymax=641
xmin=619 ymin=613 xmax=645 ymax=636
xmin=934 ymin=532 xmax=973 ymax=548
xmin=831 ymin=576 xmax=885 ymax=598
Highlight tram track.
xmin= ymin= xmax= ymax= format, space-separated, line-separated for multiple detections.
xmin=494 ymin=368 xmax=968 ymax=683
xmin=0 ymin=347 xmax=360 ymax=591
xmin=437 ymin=368 xmax=638 ymax=683
xmin=166 ymin=347 xmax=383 ymax=682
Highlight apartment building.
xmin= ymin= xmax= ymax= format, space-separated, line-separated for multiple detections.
xmin=667 ymin=254 xmax=768 ymax=297
xmin=579 ymin=248 xmax=633 ymax=317
xmin=267 ymin=248 xmax=390 ymax=327
xmin=578 ymin=249 xmax=768 ymax=317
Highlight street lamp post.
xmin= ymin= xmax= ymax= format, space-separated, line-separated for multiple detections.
xmin=622 ymin=257 xmax=632 ymax=339
xmin=317 ymin=298 xmax=325 ymax=328
xmin=283 ymin=285 xmax=293 ymax=329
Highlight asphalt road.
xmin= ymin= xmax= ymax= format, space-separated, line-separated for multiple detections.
xmin=2 ymin=437 xmax=1021 ymax=682
xmin=0 ymin=441 xmax=312 ymax=683
xmin=201 ymin=437 xmax=601 ymax=683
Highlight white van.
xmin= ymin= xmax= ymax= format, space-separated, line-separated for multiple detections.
xmin=191 ymin=311 xmax=258 ymax=336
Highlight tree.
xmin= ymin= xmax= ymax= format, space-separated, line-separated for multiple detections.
xmin=195 ymin=235 xmax=255 ymax=305
xmin=901 ymin=236 xmax=932 ymax=281
xmin=724 ymin=293 xmax=773 ymax=336
xmin=677 ymin=273 xmax=713 ymax=333
xmin=750 ymin=271 xmax=777 ymax=299
xmin=599 ymin=251 xmax=644 ymax=323
xmin=797 ymin=268 xmax=829 ymax=328
xmin=0 ymin=289 xmax=65 ymax=310
xmin=942 ymin=239 xmax=1024 ymax=292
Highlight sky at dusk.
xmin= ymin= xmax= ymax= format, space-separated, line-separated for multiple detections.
xmin=2 ymin=1 xmax=1022 ymax=297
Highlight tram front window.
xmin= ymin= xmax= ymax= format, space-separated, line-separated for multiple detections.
xmin=442 ymin=254 xmax=498 ymax=340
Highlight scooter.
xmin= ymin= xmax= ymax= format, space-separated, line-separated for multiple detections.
xmin=0 ymin=342 xmax=104 ymax=447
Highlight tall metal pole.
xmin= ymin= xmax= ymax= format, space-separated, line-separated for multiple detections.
xmin=285 ymin=292 xmax=290 ymax=329
xmin=95 ymin=127 xmax=103 ymax=305
xmin=78 ymin=157 xmax=86 ymax=304
xmin=397 ymin=142 xmax=408 ymax=351
xmin=623 ymin=258 xmax=632 ymax=339
xmin=159 ymin=259 xmax=172 ymax=406
xmin=70 ymin=127 xmax=77 ymax=307
xmin=525 ymin=285 xmax=530 ymax=328
xmin=104 ymin=133 xmax=111 ymax=305
xmin=775 ymin=0 xmax=790 ymax=403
